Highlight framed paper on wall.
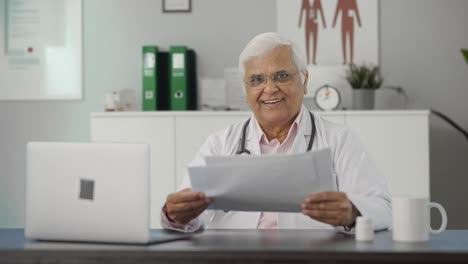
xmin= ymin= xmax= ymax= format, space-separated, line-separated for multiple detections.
xmin=163 ymin=0 xmax=191 ymax=13
xmin=0 ymin=0 xmax=82 ymax=100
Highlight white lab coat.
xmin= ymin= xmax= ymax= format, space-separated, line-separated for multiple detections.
xmin=162 ymin=105 xmax=392 ymax=232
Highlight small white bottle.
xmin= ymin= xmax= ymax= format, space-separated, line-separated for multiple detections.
xmin=355 ymin=216 xmax=374 ymax=242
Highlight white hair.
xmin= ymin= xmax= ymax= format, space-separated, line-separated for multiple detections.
xmin=238 ymin=32 xmax=308 ymax=87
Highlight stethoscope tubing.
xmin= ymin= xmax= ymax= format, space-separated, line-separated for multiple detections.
xmin=236 ymin=111 xmax=316 ymax=155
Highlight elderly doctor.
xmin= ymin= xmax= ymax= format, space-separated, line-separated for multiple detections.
xmin=161 ymin=32 xmax=391 ymax=232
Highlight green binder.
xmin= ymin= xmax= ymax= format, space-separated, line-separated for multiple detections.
xmin=142 ymin=46 xmax=158 ymax=111
xmin=169 ymin=46 xmax=189 ymax=110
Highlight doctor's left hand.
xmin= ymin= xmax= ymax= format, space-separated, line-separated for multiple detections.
xmin=301 ymin=192 xmax=360 ymax=227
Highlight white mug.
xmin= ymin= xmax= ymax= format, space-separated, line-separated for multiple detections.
xmin=392 ymin=196 xmax=447 ymax=242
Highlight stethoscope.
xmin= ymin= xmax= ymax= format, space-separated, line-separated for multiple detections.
xmin=218 ymin=112 xmax=338 ymax=214
xmin=235 ymin=111 xmax=316 ymax=155
xmin=219 ymin=111 xmax=317 ymax=214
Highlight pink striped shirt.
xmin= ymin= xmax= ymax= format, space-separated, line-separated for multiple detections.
xmin=255 ymin=111 xmax=303 ymax=229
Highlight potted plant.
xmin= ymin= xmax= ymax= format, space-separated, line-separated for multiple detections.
xmin=345 ymin=63 xmax=384 ymax=110
xmin=462 ymin=49 xmax=468 ymax=64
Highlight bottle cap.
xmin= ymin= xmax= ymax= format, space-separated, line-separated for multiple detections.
xmin=356 ymin=216 xmax=373 ymax=226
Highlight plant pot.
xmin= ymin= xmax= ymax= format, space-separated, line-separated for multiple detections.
xmin=352 ymin=89 xmax=376 ymax=110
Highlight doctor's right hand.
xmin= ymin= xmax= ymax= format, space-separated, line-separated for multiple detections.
xmin=165 ymin=188 xmax=211 ymax=225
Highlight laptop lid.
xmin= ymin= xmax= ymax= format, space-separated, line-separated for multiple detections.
xmin=25 ymin=142 xmax=152 ymax=244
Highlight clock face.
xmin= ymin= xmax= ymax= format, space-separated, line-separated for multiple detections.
xmin=314 ymin=85 xmax=341 ymax=111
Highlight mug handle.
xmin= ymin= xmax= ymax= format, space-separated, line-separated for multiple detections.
xmin=429 ymin=202 xmax=447 ymax=234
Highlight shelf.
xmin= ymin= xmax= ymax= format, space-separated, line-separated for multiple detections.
xmin=91 ymin=110 xmax=430 ymax=118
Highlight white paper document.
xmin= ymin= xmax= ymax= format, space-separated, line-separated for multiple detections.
xmin=188 ymin=148 xmax=336 ymax=212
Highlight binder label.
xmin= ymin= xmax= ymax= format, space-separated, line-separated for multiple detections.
xmin=145 ymin=90 xmax=154 ymax=99
xmin=142 ymin=46 xmax=158 ymax=111
xmin=144 ymin=53 xmax=155 ymax=68
xmin=172 ymin=53 xmax=185 ymax=69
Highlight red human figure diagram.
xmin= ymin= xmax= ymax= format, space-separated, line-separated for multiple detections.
xmin=298 ymin=0 xmax=326 ymax=65
xmin=332 ymin=0 xmax=362 ymax=64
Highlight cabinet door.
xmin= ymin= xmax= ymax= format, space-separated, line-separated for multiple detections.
xmin=175 ymin=115 xmax=249 ymax=186
xmin=90 ymin=116 xmax=175 ymax=228
xmin=345 ymin=114 xmax=429 ymax=197
xmin=319 ymin=113 xmax=345 ymax=124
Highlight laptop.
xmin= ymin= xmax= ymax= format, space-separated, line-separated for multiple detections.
xmin=25 ymin=142 xmax=190 ymax=245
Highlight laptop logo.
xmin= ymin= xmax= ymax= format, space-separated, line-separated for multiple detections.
xmin=79 ymin=179 xmax=94 ymax=200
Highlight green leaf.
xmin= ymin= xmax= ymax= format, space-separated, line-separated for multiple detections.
xmin=345 ymin=63 xmax=383 ymax=89
xmin=462 ymin=49 xmax=468 ymax=64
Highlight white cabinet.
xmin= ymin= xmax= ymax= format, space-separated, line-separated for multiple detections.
xmin=344 ymin=112 xmax=429 ymax=199
xmin=90 ymin=110 xmax=429 ymax=228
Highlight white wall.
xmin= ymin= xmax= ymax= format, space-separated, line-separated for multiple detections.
xmin=1 ymin=0 xmax=467 ymax=228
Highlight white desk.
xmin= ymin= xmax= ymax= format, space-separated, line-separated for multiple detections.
xmin=90 ymin=110 xmax=429 ymax=228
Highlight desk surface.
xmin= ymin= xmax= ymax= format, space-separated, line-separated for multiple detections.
xmin=1 ymin=229 xmax=468 ymax=264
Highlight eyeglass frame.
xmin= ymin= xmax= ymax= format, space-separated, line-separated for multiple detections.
xmin=243 ymin=70 xmax=304 ymax=89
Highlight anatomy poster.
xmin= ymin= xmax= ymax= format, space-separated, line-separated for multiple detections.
xmin=277 ymin=0 xmax=378 ymax=66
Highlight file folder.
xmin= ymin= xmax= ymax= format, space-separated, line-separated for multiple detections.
xmin=142 ymin=46 xmax=158 ymax=111
xmin=187 ymin=49 xmax=198 ymax=110
xmin=157 ymin=52 xmax=170 ymax=110
xmin=142 ymin=46 xmax=169 ymax=111
xmin=169 ymin=46 xmax=197 ymax=110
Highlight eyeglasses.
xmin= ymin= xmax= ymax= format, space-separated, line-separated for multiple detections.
xmin=244 ymin=71 xmax=300 ymax=89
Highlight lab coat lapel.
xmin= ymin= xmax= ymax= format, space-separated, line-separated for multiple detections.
xmin=290 ymin=106 xmax=312 ymax=154
xmin=245 ymin=114 xmax=261 ymax=155
xmin=247 ymin=106 xmax=313 ymax=155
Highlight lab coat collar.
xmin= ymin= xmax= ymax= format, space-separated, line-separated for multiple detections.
xmin=254 ymin=107 xmax=303 ymax=145
xmin=246 ymin=105 xmax=314 ymax=155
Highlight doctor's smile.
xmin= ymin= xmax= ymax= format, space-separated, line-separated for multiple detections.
xmin=162 ymin=32 xmax=391 ymax=232
xmin=261 ymin=98 xmax=285 ymax=107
